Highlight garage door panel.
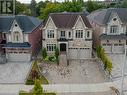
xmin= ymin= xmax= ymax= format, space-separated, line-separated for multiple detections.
xmin=112 ymin=46 xmax=124 ymax=53
xmin=7 ymin=53 xmax=31 ymax=62
xmin=103 ymin=46 xmax=112 ymax=53
xmin=68 ymin=48 xmax=91 ymax=59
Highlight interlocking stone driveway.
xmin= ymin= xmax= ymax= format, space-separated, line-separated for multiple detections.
xmin=0 ymin=62 xmax=32 ymax=83
xmin=40 ymin=60 xmax=109 ymax=84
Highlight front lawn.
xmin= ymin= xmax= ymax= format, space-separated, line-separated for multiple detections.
xmin=25 ymin=60 xmax=49 ymax=85
xmin=19 ymin=91 xmax=56 ymax=95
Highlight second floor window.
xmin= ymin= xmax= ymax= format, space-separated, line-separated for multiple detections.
xmin=75 ymin=30 xmax=83 ymax=38
xmin=86 ymin=31 xmax=90 ymax=38
xmin=13 ymin=31 xmax=20 ymax=42
xmin=61 ymin=31 xmax=65 ymax=38
xmin=110 ymin=26 xmax=118 ymax=34
xmin=68 ymin=31 xmax=71 ymax=38
xmin=47 ymin=30 xmax=54 ymax=38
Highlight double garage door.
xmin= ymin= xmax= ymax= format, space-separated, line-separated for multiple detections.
xmin=68 ymin=48 xmax=91 ymax=59
xmin=103 ymin=44 xmax=124 ymax=53
xmin=7 ymin=53 xmax=31 ymax=62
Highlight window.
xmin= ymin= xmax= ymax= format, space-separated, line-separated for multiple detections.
xmin=61 ymin=31 xmax=65 ymax=38
xmin=47 ymin=30 xmax=54 ymax=38
xmin=110 ymin=26 xmax=118 ymax=34
xmin=13 ymin=31 xmax=20 ymax=42
xmin=47 ymin=44 xmax=56 ymax=51
xmin=68 ymin=31 xmax=71 ymax=38
xmin=75 ymin=30 xmax=83 ymax=38
xmin=87 ymin=31 xmax=90 ymax=38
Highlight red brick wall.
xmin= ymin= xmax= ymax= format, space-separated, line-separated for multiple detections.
xmin=28 ymin=23 xmax=42 ymax=57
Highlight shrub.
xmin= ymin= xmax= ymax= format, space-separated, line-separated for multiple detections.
xmin=32 ymin=79 xmax=43 ymax=95
xmin=96 ymin=45 xmax=113 ymax=74
xmin=42 ymin=48 xmax=47 ymax=59
xmin=55 ymin=47 xmax=59 ymax=64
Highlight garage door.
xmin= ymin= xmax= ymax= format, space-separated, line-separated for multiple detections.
xmin=102 ymin=44 xmax=112 ymax=53
xmin=7 ymin=53 xmax=31 ymax=62
xmin=112 ymin=44 xmax=124 ymax=53
xmin=68 ymin=48 xmax=91 ymax=59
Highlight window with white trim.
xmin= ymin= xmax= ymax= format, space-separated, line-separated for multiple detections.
xmin=46 ymin=44 xmax=56 ymax=51
xmin=47 ymin=30 xmax=54 ymax=38
xmin=61 ymin=31 xmax=65 ymax=38
xmin=13 ymin=31 xmax=20 ymax=42
xmin=110 ymin=26 xmax=118 ymax=34
xmin=75 ymin=30 xmax=83 ymax=38
xmin=68 ymin=31 xmax=71 ymax=38
xmin=86 ymin=31 xmax=90 ymax=38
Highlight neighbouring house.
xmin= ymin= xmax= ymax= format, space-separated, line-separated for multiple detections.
xmin=0 ymin=15 xmax=42 ymax=62
xmin=42 ymin=12 xmax=93 ymax=60
xmin=88 ymin=8 xmax=127 ymax=54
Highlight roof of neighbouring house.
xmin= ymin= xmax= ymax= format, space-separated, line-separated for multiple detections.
xmin=0 ymin=15 xmax=42 ymax=33
xmin=100 ymin=34 xmax=127 ymax=40
xmin=43 ymin=12 xmax=92 ymax=28
xmin=3 ymin=42 xmax=31 ymax=48
xmin=87 ymin=8 xmax=127 ymax=26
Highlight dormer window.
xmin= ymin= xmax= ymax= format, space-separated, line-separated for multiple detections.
xmin=110 ymin=26 xmax=118 ymax=34
xmin=13 ymin=31 xmax=20 ymax=42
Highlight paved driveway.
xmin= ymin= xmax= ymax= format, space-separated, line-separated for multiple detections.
xmin=40 ymin=60 xmax=109 ymax=84
xmin=107 ymin=54 xmax=127 ymax=80
xmin=0 ymin=62 xmax=32 ymax=83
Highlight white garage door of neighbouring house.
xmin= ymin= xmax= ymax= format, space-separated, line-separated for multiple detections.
xmin=68 ymin=48 xmax=91 ymax=59
xmin=7 ymin=53 xmax=31 ymax=62
xmin=112 ymin=44 xmax=124 ymax=53
xmin=102 ymin=44 xmax=112 ymax=53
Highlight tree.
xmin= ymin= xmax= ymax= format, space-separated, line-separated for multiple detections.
xmin=42 ymin=48 xmax=47 ymax=59
xmin=15 ymin=1 xmax=28 ymax=15
xmin=55 ymin=47 xmax=59 ymax=64
xmin=30 ymin=0 xmax=37 ymax=17
xmin=86 ymin=0 xmax=105 ymax=13
xmin=32 ymin=79 xmax=43 ymax=95
xmin=120 ymin=0 xmax=127 ymax=8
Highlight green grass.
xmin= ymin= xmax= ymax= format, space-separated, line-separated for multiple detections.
xmin=19 ymin=91 xmax=56 ymax=95
xmin=25 ymin=60 xmax=49 ymax=85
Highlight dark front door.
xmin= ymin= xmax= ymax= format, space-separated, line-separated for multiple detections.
xmin=60 ymin=43 xmax=66 ymax=52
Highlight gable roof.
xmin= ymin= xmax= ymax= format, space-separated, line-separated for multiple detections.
xmin=0 ymin=15 xmax=42 ymax=33
xmin=87 ymin=8 xmax=127 ymax=26
xmin=43 ymin=12 xmax=92 ymax=29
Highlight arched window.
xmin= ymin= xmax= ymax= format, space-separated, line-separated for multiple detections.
xmin=13 ymin=31 xmax=20 ymax=42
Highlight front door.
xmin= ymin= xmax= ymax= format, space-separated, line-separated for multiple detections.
xmin=60 ymin=43 xmax=66 ymax=52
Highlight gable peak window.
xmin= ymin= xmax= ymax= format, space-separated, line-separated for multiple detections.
xmin=47 ymin=30 xmax=54 ymax=38
xmin=113 ymin=18 xmax=117 ymax=21
xmin=75 ymin=30 xmax=83 ymax=38
xmin=110 ymin=25 xmax=118 ymax=34
xmin=13 ymin=31 xmax=20 ymax=42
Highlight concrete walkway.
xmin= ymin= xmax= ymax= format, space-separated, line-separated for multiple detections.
xmin=0 ymin=78 xmax=127 ymax=94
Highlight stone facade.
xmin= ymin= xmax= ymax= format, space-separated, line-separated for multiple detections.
xmin=43 ymin=13 xmax=93 ymax=59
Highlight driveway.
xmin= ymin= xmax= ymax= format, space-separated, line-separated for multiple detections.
xmin=0 ymin=62 xmax=32 ymax=83
xmin=106 ymin=54 xmax=127 ymax=80
xmin=40 ymin=60 xmax=109 ymax=84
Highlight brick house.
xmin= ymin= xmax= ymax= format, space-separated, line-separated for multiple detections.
xmin=42 ymin=13 xmax=93 ymax=60
xmin=88 ymin=8 xmax=127 ymax=54
xmin=0 ymin=15 xmax=42 ymax=62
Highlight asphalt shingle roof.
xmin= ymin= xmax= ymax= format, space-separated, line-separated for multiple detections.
xmin=4 ymin=42 xmax=31 ymax=48
xmin=44 ymin=12 xmax=92 ymax=28
xmin=87 ymin=8 xmax=127 ymax=25
xmin=0 ymin=15 xmax=42 ymax=33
